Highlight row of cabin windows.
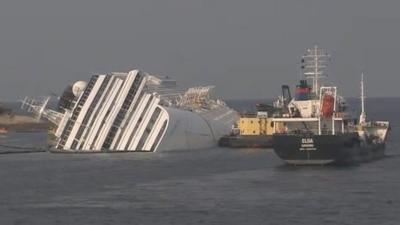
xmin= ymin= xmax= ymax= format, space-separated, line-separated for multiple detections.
xmin=78 ymin=76 xmax=118 ymax=149
xmin=241 ymin=120 xmax=274 ymax=127
xmin=124 ymin=95 xmax=154 ymax=149
xmin=241 ymin=130 xmax=269 ymax=134
xmin=102 ymin=73 xmax=144 ymax=149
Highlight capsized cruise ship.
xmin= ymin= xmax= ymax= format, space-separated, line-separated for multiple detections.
xmin=22 ymin=70 xmax=239 ymax=152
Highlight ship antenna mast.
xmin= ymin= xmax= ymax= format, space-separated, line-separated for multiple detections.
xmin=359 ymin=72 xmax=366 ymax=124
xmin=301 ymin=45 xmax=330 ymax=96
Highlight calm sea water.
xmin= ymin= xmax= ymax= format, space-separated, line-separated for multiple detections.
xmin=0 ymin=98 xmax=399 ymax=225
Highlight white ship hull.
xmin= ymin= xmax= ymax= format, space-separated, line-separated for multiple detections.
xmin=156 ymin=106 xmax=235 ymax=151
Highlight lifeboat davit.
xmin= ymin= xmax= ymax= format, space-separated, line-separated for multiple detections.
xmin=321 ymin=94 xmax=334 ymax=118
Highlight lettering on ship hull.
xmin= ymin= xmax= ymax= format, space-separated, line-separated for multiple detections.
xmin=300 ymin=138 xmax=316 ymax=151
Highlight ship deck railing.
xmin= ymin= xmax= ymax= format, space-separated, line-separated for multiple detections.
xmin=239 ymin=113 xmax=258 ymax=118
xmin=274 ymin=129 xmax=347 ymax=136
xmin=272 ymin=117 xmax=320 ymax=122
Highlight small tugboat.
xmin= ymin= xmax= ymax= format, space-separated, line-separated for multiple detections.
xmin=272 ymin=46 xmax=390 ymax=165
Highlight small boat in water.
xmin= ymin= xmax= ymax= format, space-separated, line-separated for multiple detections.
xmin=271 ymin=46 xmax=390 ymax=165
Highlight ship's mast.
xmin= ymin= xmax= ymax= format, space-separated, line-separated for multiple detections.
xmin=359 ymin=73 xmax=366 ymax=124
xmin=301 ymin=46 xmax=330 ymax=96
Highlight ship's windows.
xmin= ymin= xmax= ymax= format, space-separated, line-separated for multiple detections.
xmin=124 ymin=95 xmax=154 ymax=149
xmin=112 ymin=91 xmax=145 ymax=148
xmin=150 ymin=120 xmax=168 ymax=152
xmin=136 ymin=108 xmax=162 ymax=150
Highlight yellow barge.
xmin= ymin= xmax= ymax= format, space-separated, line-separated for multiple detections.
xmin=219 ymin=105 xmax=285 ymax=148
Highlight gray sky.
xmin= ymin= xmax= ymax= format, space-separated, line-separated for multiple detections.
xmin=1 ymin=0 xmax=400 ymax=101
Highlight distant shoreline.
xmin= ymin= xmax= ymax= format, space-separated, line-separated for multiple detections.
xmin=0 ymin=114 xmax=49 ymax=132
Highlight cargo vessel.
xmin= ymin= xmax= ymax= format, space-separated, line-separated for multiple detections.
xmin=22 ymin=70 xmax=238 ymax=152
xmin=271 ymin=46 xmax=390 ymax=165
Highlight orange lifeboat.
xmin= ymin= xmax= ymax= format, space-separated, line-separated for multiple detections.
xmin=321 ymin=94 xmax=334 ymax=118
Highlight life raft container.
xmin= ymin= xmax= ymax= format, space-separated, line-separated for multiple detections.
xmin=321 ymin=94 xmax=334 ymax=118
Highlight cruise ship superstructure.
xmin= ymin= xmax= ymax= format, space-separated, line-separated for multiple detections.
xmin=22 ymin=70 xmax=238 ymax=152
